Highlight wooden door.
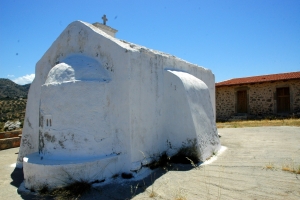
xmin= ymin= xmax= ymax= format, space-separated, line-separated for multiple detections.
xmin=237 ymin=90 xmax=247 ymax=113
xmin=277 ymin=87 xmax=290 ymax=113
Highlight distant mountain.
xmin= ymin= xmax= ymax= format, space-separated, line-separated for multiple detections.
xmin=0 ymin=78 xmax=30 ymax=99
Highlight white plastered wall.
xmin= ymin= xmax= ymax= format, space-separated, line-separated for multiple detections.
xmin=18 ymin=21 xmax=218 ymax=173
xmin=18 ymin=21 xmax=133 ymax=169
xmin=127 ymin=49 xmax=219 ymax=167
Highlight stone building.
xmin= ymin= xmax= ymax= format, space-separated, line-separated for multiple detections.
xmin=216 ymin=71 xmax=300 ymax=121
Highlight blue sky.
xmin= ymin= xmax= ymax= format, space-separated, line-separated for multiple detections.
xmin=0 ymin=0 xmax=299 ymax=84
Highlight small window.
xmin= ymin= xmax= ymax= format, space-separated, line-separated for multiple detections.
xmin=44 ymin=115 xmax=52 ymax=128
xmin=277 ymin=87 xmax=290 ymax=113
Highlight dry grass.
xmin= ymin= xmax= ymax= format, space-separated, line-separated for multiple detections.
xmin=263 ymin=162 xmax=275 ymax=170
xmin=148 ymin=190 xmax=158 ymax=198
xmin=262 ymin=161 xmax=300 ymax=174
xmin=0 ymin=99 xmax=27 ymax=131
xmin=130 ymin=183 xmax=140 ymax=198
xmin=147 ymin=177 xmax=158 ymax=198
xmin=170 ymin=138 xmax=200 ymax=165
xmin=217 ymin=118 xmax=300 ymax=128
xmin=38 ymin=180 xmax=91 ymax=200
xmin=146 ymin=139 xmax=200 ymax=171
xmin=281 ymin=164 xmax=291 ymax=172
xmin=282 ymin=162 xmax=300 ymax=174
xmin=146 ymin=173 xmax=166 ymax=199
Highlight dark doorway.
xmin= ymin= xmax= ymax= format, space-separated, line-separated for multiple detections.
xmin=237 ymin=90 xmax=247 ymax=113
xmin=277 ymin=87 xmax=290 ymax=113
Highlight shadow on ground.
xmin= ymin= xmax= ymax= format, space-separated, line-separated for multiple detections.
xmin=13 ymin=164 xmax=194 ymax=200
xmin=10 ymin=167 xmax=37 ymax=200
xmin=80 ymin=164 xmax=194 ymax=200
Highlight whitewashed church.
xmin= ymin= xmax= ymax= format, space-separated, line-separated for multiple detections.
xmin=18 ymin=18 xmax=221 ymax=190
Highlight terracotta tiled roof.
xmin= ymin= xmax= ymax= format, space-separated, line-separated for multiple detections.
xmin=216 ymin=71 xmax=300 ymax=87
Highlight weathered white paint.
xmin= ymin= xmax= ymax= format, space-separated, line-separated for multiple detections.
xmin=23 ymin=152 xmax=118 ymax=189
xmin=92 ymin=22 xmax=117 ymax=37
xmin=164 ymin=70 xmax=219 ymax=160
xmin=18 ymin=21 xmax=220 ymax=190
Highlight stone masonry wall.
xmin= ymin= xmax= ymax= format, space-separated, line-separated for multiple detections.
xmin=216 ymin=79 xmax=300 ymax=120
xmin=0 ymin=130 xmax=22 ymax=150
xmin=215 ymin=87 xmax=235 ymax=119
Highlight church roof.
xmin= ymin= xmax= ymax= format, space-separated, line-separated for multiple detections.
xmin=216 ymin=71 xmax=300 ymax=87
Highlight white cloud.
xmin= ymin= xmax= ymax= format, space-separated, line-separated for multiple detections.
xmin=12 ymin=74 xmax=35 ymax=85
xmin=7 ymin=74 xmax=15 ymax=78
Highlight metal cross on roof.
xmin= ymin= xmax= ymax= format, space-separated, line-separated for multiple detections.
xmin=102 ymin=14 xmax=108 ymax=25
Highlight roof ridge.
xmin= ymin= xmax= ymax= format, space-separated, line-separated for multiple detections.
xmin=216 ymin=71 xmax=300 ymax=87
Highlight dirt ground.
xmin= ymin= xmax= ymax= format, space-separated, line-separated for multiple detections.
xmin=1 ymin=126 xmax=300 ymax=199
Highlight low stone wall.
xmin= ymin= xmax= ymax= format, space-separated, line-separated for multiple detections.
xmin=0 ymin=137 xmax=21 ymax=150
xmin=216 ymin=79 xmax=300 ymax=121
xmin=0 ymin=130 xmax=22 ymax=139
xmin=0 ymin=130 xmax=22 ymax=150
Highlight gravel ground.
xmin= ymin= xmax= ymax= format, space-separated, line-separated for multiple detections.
xmin=1 ymin=126 xmax=299 ymax=199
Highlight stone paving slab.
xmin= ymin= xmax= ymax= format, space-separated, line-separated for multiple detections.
xmin=1 ymin=126 xmax=299 ymax=199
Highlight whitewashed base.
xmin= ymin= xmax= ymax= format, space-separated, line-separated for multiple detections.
xmin=23 ymin=152 xmax=119 ymax=190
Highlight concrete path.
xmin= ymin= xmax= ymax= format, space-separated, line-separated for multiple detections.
xmin=1 ymin=126 xmax=299 ymax=199
xmin=139 ymin=126 xmax=299 ymax=200
xmin=131 ymin=126 xmax=300 ymax=200
xmin=0 ymin=147 xmax=35 ymax=199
